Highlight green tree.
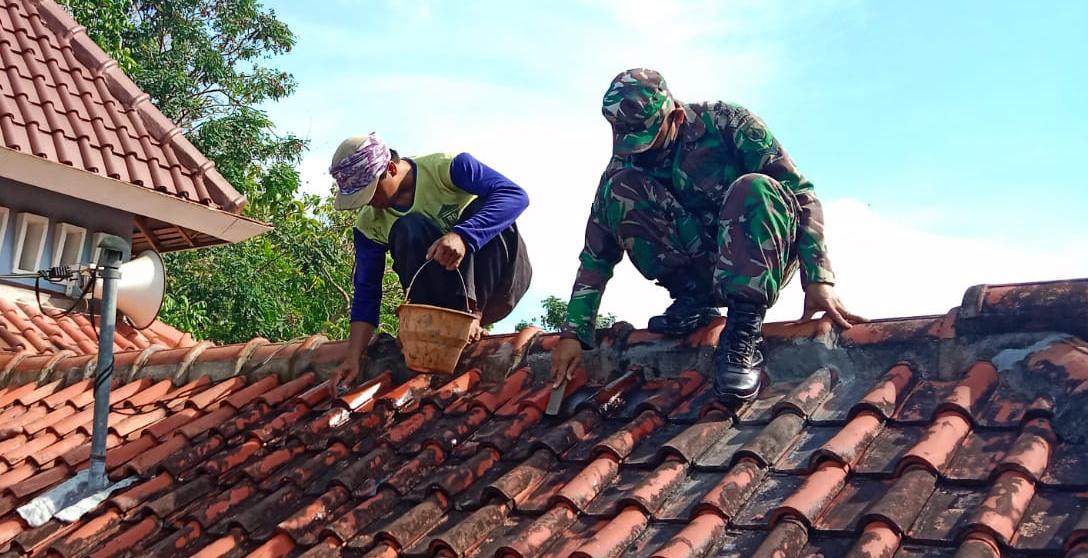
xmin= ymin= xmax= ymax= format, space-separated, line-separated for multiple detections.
xmin=61 ymin=0 xmax=403 ymax=343
xmin=516 ymin=295 xmax=617 ymax=332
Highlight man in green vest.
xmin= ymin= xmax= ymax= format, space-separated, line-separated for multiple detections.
xmin=330 ymin=133 xmax=532 ymax=391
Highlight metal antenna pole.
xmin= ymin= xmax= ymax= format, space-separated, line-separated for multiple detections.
xmin=14 ymin=235 xmax=135 ymax=527
xmin=88 ymin=246 xmax=122 ymax=489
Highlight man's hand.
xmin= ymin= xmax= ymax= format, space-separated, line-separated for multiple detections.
xmin=467 ymin=316 xmax=486 ymax=344
xmin=801 ymin=283 xmax=866 ymax=329
xmin=330 ymin=357 xmax=361 ymax=398
xmin=551 ymin=338 xmax=583 ymax=388
xmin=331 ymin=321 xmax=374 ymax=397
xmin=427 ymin=232 xmax=468 ymax=270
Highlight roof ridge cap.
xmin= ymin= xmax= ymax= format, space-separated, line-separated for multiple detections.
xmin=957 ymin=277 xmax=1088 ymax=339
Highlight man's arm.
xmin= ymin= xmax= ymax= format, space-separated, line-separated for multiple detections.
xmin=332 ymin=229 xmax=388 ymax=394
xmin=559 ymin=184 xmax=624 ymax=348
xmin=552 ymin=174 xmax=625 ymax=387
xmin=448 ymin=152 xmax=530 ymax=251
xmin=350 ymin=228 xmax=388 ymax=326
xmin=728 ymin=107 xmax=835 ymax=286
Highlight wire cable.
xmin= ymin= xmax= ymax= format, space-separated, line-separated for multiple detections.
xmin=34 ymin=270 xmax=93 ymax=320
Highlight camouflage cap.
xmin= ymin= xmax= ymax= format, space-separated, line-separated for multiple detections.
xmin=602 ymin=68 xmax=676 ymax=155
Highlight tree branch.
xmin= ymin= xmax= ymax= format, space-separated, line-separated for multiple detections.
xmin=317 ymin=259 xmax=351 ymax=308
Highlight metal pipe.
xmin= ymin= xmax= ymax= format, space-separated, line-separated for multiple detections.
xmin=88 ymin=247 xmax=122 ymax=489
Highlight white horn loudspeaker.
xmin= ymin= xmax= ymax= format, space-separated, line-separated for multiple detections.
xmin=92 ymin=250 xmax=166 ymax=329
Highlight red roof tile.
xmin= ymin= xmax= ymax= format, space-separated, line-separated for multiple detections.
xmin=0 ymin=289 xmax=195 ymax=359
xmin=0 ymin=279 xmax=1081 ymax=557
xmin=0 ymin=0 xmax=246 ymax=211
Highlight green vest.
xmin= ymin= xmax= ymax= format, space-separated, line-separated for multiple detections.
xmin=354 ymin=153 xmax=477 ymax=245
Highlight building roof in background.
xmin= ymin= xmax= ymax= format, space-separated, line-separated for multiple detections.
xmin=0 ymin=0 xmax=269 ymax=251
xmin=0 ymin=278 xmax=1084 ymax=558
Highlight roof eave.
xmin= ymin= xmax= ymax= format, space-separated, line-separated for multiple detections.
xmin=0 ymin=146 xmax=271 ymax=247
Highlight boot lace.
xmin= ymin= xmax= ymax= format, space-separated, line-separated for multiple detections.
xmin=725 ymin=328 xmax=759 ymax=366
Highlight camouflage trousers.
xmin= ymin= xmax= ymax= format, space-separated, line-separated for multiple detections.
xmin=604 ymin=169 xmax=800 ymax=307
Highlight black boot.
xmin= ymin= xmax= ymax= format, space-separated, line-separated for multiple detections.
xmin=714 ymin=298 xmax=767 ymax=401
xmin=647 ymin=269 xmax=720 ymax=336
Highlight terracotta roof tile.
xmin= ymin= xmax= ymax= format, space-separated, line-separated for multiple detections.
xmin=0 ymin=279 xmax=1081 ymax=556
xmin=0 ymin=290 xmax=196 ymax=361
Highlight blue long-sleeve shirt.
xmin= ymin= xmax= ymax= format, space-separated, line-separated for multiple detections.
xmin=350 ymin=152 xmax=528 ymax=325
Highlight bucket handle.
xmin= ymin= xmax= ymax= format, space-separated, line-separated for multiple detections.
xmin=403 ymin=259 xmax=472 ymax=313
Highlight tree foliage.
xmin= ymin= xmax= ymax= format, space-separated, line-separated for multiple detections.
xmin=61 ymin=0 xmax=402 ymax=343
xmin=515 ymin=295 xmax=617 ymax=332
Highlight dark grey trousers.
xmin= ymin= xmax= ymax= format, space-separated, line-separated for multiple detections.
xmin=388 ymin=200 xmax=531 ymax=326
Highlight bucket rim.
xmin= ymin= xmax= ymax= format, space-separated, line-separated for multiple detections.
xmin=395 ymin=302 xmax=478 ymax=320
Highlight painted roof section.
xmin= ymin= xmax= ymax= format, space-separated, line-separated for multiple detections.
xmin=0 ymin=0 xmax=246 ymax=212
xmin=0 ymin=278 xmax=1084 ymax=557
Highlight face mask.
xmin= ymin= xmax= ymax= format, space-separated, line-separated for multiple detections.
xmin=660 ymin=123 xmax=677 ymax=151
xmin=630 ymin=114 xmax=679 ymax=165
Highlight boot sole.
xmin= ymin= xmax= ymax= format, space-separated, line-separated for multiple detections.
xmin=714 ymin=387 xmax=760 ymax=404
xmin=713 ymin=369 xmax=767 ymax=404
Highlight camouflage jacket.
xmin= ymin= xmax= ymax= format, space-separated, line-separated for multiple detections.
xmin=562 ymin=101 xmax=835 ymax=347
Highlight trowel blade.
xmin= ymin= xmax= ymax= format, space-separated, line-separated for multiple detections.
xmin=546 ymin=381 xmax=566 ymax=416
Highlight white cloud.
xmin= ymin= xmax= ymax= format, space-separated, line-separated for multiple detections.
xmin=772 ymin=199 xmax=1088 ymax=323
xmin=499 ymin=197 xmax=1088 ymax=331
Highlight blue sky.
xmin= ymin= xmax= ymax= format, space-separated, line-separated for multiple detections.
xmin=262 ymin=0 xmax=1088 ymax=330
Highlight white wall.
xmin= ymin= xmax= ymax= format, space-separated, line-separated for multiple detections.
xmin=0 ymin=178 xmax=132 ymax=293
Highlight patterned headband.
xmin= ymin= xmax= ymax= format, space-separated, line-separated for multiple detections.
xmin=329 ymin=133 xmax=391 ymax=195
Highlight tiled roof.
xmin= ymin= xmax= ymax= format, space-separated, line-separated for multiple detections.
xmin=0 ymin=0 xmax=246 ymax=211
xmin=0 ymin=279 xmax=1084 ymax=558
xmin=0 ymin=287 xmax=195 ymax=357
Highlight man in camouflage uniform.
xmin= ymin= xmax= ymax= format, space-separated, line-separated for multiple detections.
xmin=551 ymin=69 xmax=863 ymax=401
